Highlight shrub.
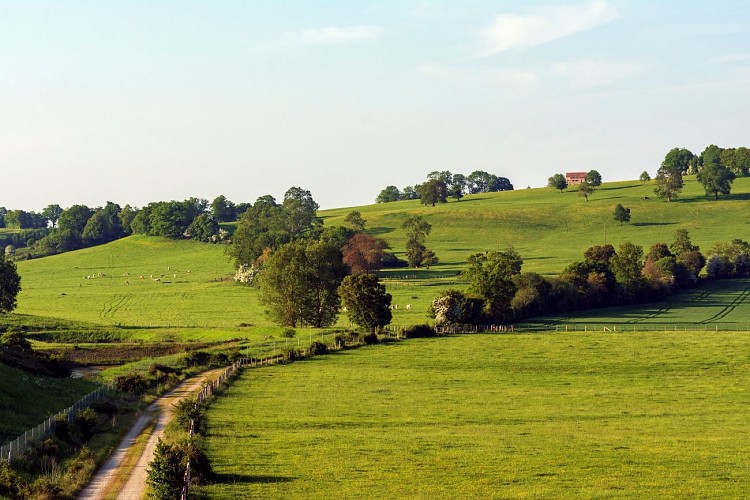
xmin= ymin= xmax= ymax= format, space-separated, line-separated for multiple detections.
xmin=181 ymin=351 xmax=212 ymax=367
xmin=113 ymin=373 xmax=150 ymax=394
xmin=147 ymin=439 xmax=185 ymax=500
xmin=75 ymin=407 xmax=97 ymax=440
xmin=362 ymin=332 xmax=379 ymax=345
xmin=173 ymin=398 xmax=205 ymax=434
xmin=307 ymin=341 xmax=329 ymax=355
xmin=0 ymin=461 xmax=21 ymax=498
xmin=402 ymin=324 xmax=437 ymax=339
xmin=281 ymin=328 xmax=296 ymax=338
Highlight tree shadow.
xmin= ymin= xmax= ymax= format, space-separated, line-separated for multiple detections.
xmin=366 ymin=227 xmax=394 ymax=235
xmin=631 ymin=222 xmax=678 ymax=227
xmin=213 ymin=473 xmax=296 ymax=484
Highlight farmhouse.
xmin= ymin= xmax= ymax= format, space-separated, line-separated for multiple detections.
xmin=566 ymin=172 xmax=587 ymax=185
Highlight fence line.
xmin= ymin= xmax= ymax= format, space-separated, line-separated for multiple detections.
xmin=0 ymin=384 xmax=110 ymax=464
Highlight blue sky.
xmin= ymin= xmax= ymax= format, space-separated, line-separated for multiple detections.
xmin=1 ymin=0 xmax=749 ymax=211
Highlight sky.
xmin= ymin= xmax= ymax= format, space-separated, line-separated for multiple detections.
xmin=1 ymin=0 xmax=749 ymax=212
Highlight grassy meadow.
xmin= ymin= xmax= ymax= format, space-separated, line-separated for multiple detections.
xmin=198 ymin=332 xmax=750 ymax=498
xmin=0 ymin=363 xmax=96 ymax=441
xmin=525 ymin=278 xmax=750 ymax=330
xmin=10 ymin=176 xmax=750 ymax=334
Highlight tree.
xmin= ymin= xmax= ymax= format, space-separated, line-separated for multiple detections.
xmin=342 ymin=233 xmax=388 ymax=275
xmin=228 ymin=195 xmax=288 ymax=267
xmin=376 ymin=186 xmax=401 ymax=203
xmin=613 ymin=204 xmax=631 ymax=225
xmin=639 ymin=171 xmax=651 ymax=183
xmin=734 ymin=147 xmax=750 ymax=176
xmin=547 ymin=173 xmax=568 ymax=193
xmin=584 ymin=244 xmax=616 ymax=265
xmin=41 ymin=204 xmax=63 ymax=227
xmin=464 ymin=248 xmax=523 ymax=320
xmin=0 ymin=253 xmax=21 ymax=313
xmin=283 ymin=187 xmax=321 ymax=238
xmin=429 ymin=289 xmax=481 ymax=325
xmin=585 ymin=170 xmax=602 ymax=187
xmin=338 ymin=274 xmax=392 ymax=329
xmin=427 ymin=170 xmax=453 ymax=184
xmin=662 ymin=147 xmax=695 ymax=175
xmin=186 ymin=213 xmax=220 ymax=242
xmin=420 ymin=179 xmax=448 ymax=207
xmin=401 ymin=185 xmax=420 ymax=200
xmin=259 ymin=238 xmax=347 ymax=327
xmin=57 ymin=205 xmax=94 ymax=248
xmin=344 ymin=211 xmax=366 ymax=231
xmin=118 ymin=204 xmax=137 ymax=235
xmin=147 ymin=438 xmax=185 ymax=500
xmin=611 ymin=242 xmax=643 ymax=286
xmin=578 ymin=181 xmax=593 ymax=201
xmin=697 ymin=152 xmax=735 ymax=199
xmin=401 ymin=216 xmax=433 ymax=268
xmin=654 ymin=168 xmax=683 ymax=202
xmin=210 ymin=195 xmax=237 ymax=222
xmin=449 ymin=174 xmax=467 ymax=201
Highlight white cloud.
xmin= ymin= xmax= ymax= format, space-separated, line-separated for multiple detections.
xmin=552 ymin=59 xmax=640 ymax=88
xmin=417 ymin=63 xmax=536 ymax=87
xmin=711 ymin=53 xmax=750 ymax=64
xmin=276 ymin=25 xmax=382 ymax=48
xmin=479 ymin=0 xmax=618 ymax=56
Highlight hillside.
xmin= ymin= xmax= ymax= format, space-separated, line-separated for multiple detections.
xmin=11 ymin=176 xmax=750 ymax=330
xmin=0 ymin=362 xmax=96 ymax=442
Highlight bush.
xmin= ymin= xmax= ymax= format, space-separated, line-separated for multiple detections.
xmin=307 ymin=341 xmax=329 ymax=355
xmin=181 ymin=351 xmax=212 ymax=367
xmin=362 ymin=332 xmax=379 ymax=345
xmin=75 ymin=407 xmax=97 ymax=440
xmin=147 ymin=439 xmax=185 ymax=500
xmin=281 ymin=328 xmax=296 ymax=338
xmin=173 ymin=398 xmax=205 ymax=434
xmin=0 ymin=461 xmax=21 ymax=498
xmin=402 ymin=324 xmax=437 ymax=338
xmin=114 ymin=373 xmax=150 ymax=394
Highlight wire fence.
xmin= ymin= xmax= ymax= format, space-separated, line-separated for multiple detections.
xmin=0 ymin=384 xmax=111 ymax=464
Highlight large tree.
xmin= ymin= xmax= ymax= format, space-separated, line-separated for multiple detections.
xmin=41 ymin=204 xmax=63 ymax=227
xmin=0 ymin=253 xmax=21 ymax=313
xmin=376 ymin=186 xmax=401 ymax=203
xmin=420 ymin=179 xmax=448 ymax=207
xmin=464 ymin=248 xmax=523 ymax=320
xmin=210 ymin=195 xmax=237 ymax=222
xmin=259 ymin=238 xmax=347 ymax=327
xmin=547 ymin=174 xmax=568 ymax=193
xmin=342 ymin=233 xmax=388 ymax=275
xmin=283 ymin=187 xmax=321 ymax=238
xmin=611 ymin=241 xmax=643 ymax=286
xmin=585 ymin=170 xmax=602 ymax=187
xmin=697 ymin=145 xmax=735 ymax=199
xmin=653 ymin=151 xmax=684 ymax=202
xmin=401 ymin=216 xmax=434 ymax=268
xmin=578 ymin=181 xmax=593 ymax=201
xmin=344 ymin=210 xmax=366 ymax=231
xmin=639 ymin=171 xmax=651 ymax=183
xmin=338 ymin=273 xmax=392 ymax=329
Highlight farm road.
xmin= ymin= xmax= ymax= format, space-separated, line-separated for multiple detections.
xmin=78 ymin=367 xmax=227 ymax=500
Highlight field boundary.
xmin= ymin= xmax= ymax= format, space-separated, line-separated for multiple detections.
xmin=1 ymin=384 xmax=111 ymax=463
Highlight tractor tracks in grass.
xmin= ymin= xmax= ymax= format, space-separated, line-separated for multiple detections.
xmin=701 ymin=285 xmax=750 ymax=324
xmin=78 ymin=368 xmax=226 ymax=500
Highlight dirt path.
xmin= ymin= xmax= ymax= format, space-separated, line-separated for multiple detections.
xmin=78 ymin=368 xmax=227 ymax=500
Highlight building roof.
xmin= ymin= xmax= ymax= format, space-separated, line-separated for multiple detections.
xmin=566 ymin=172 xmax=587 ymax=179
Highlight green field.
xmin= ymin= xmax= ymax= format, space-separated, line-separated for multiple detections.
xmin=525 ymin=278 xmax=750 ymax=331
xmin=198 ymin=332 xmax=750 ymax=498
xmin=0 ymin=363 xmax=96 ymax=442
xmin=11 ymin=176 xmax=750 ymax=333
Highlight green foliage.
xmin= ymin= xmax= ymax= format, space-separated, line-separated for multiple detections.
xmin=281 ymin=328 xmax=296 ymax=338
xmin=578 ymin=180 xmax=594 ymax=201
xmin=186 ymin=213 xmax=220 ymax=242
xmin=613 ymin=203 xmax=631 ymax=225
xmin=338 ymin=274 xmax=392 ymax=329
xmin=547 ymin=173 xmax=567 ymax=192
xmin=464 ymin=249 xmax=523 ymax=320
xmin=585 ymin=170 xmax=602 ymax=187
xmin=611 ymin=242 xmax=644 ymax=286
xmin=173 ymin=398 xmax=206 ymax=434
xmin=260 ymin=238 xmax=347 ymax=327
xmin=639 ymin=171 xmax=651 ymax=183
xmin=401 ymin=216 xmax=434 ymax=268
xmin=375 ymin=185 xmax=401 ymax=203
xmin=420 ymin=179 xmax=448 ymax=207
xmin=147 ymin=438 xmax=185 ymax=500
xmin=401 ymin=324 xmax=437 ymax=338
xmin=429 ymin=289 xmax=474 ymax=325
xmin=0 ymin=253 xmax=21 ymax=313
xmin=344 ymin=210 xmax=366 ymax=231
xmin=210 ymin=195 xmax=237 ymax=222
xmin=696 ymin=150 xmax=735 ymax=199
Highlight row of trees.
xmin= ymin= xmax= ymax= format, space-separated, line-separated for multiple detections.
xmin=376 ymin=170 xmax=513 ymax=204
xmin=0 ymin=205 xmax=63 ymax=229
xmin=431 ymin=229 xmax=747 ymax=326
xmin=650 ymin=145 xmax=743 ymax=202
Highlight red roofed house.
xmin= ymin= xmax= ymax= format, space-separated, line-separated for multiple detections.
xmin=566 ymin=172 xmax=587 ymax=185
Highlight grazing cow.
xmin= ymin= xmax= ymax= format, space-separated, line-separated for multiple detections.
xmin=394 ymin=304 xmax=399 ymax=310
xmin=186 ymin=270 xmax=191 ymax=274
xmin=173 ymin=274 xmax=177 ymax=278
xmin=154 ymin=278 xmax=161 ymax=282
xmin=125 ymin=281 xmax=130 ymax=285
xmin=342 ymin=306 xmax=348 ymax=313
xmin=406 ymin=304 xmax=411 ymax=310
xmin=140 ymin=275 xmax=144 ymax=279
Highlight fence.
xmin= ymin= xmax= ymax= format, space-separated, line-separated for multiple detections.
xmin=0 ymin=385 xmax=110 ymax=463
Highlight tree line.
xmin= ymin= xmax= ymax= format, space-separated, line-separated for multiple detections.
xmin=430 ymin=229 xmax=750 ymax=326
xmin=1 ymin=194 xmax=254 ymax=260
xmin=376 ymin=170 xmax=513 ymax=205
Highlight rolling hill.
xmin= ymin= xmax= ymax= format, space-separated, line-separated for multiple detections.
xmin=9 ymin=175 xmax=750 ymax=332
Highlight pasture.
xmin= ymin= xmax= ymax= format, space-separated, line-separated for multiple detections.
xmin=525 ymin=278 xmax=750 ymax=331
xmin=198 ymin=332 xmax=750 ymax=498
xmin=11 ymin=176 xmax=750 ymax=335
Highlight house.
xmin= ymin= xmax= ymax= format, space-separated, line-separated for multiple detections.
xmin=566 ymin=172 xmax=587 ymax=185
